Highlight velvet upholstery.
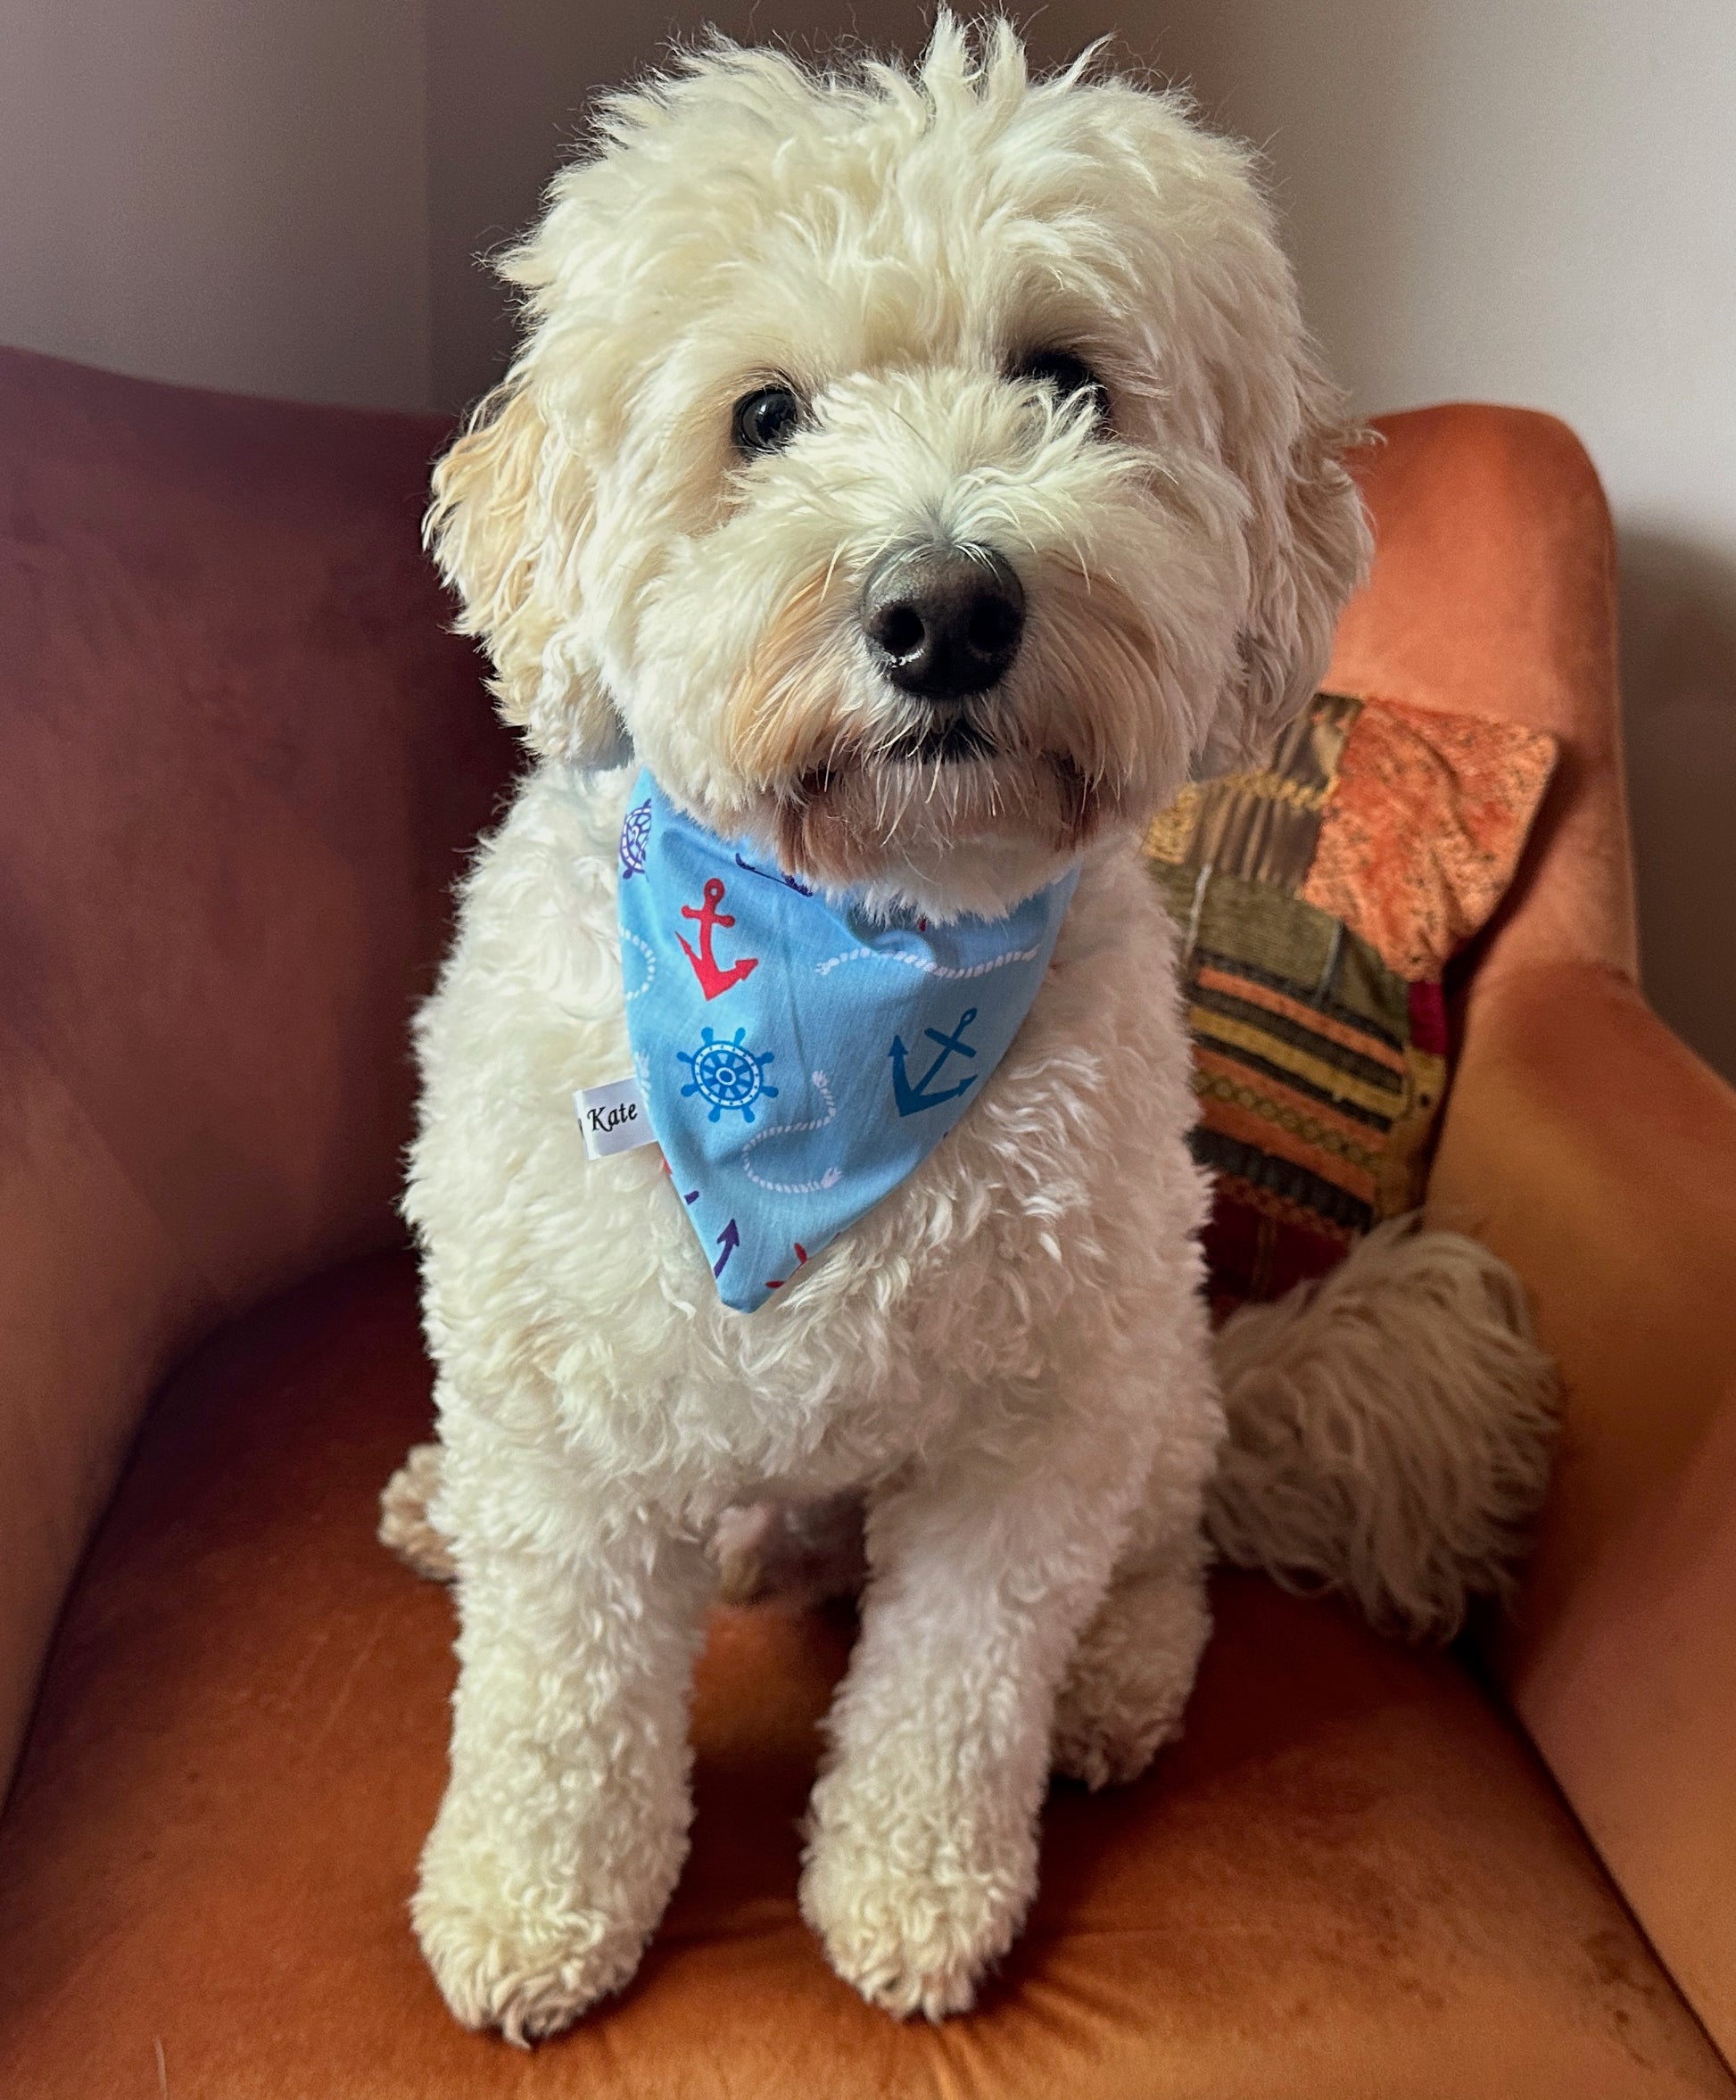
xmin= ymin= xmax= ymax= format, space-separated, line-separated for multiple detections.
xmin=1359 ymin=409 xmax=1736 ymax=2063
xmin=1431 ymin=962 xmax=1736 ymax=2062
xmin=1 ymin=1253 xmax=1727 ymax=2099
xmin=1 ymin=355 xmax=1732 ymax=2093
xmin=0 ymin=346 xmax=517 ymax=1791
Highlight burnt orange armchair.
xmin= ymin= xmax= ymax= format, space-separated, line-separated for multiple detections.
xmin=1 ymin=345 xmax=1732 ymax=2096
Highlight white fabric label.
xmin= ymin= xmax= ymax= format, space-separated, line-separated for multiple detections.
xmin=575 ymin=1073 xmax=655 ymax=1159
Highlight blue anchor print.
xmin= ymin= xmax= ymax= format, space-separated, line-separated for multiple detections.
xmin=889 ymin=1006 xmax=980 ymax=1116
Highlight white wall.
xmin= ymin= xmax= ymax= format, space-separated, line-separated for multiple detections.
xmin=0 ymin=0 xmax=432 ymax=411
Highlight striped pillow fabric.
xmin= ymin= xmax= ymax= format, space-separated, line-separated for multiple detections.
xmin=1144 ymin=692 xmax=1555 ymax=1319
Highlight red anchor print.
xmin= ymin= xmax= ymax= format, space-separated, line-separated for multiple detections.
xmin=677 ymin=877 xmax=759 ymax=1000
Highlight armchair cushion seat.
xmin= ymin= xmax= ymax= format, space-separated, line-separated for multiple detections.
xmin=0 ymin=1253 xmax=1724 ymax=2098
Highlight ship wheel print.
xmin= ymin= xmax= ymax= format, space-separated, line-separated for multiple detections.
xmin=678 ymin=1027 xmax=779 ymax=1123
xmin=618 ymin=798 xmax=652 ymax=880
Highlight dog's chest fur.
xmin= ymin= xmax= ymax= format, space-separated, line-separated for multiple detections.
xmin=407 ymin=765 xmax=1208 ymax=1520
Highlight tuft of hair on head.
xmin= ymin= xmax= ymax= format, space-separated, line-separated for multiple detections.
xmin=914 ymin=9 xmax=1023 ymax=103
xmin=1203 ymin=1214 xmax=1559 ymax=1641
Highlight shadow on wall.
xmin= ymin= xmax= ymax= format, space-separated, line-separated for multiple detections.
xmin=1619 ymin=530 xmax=1736 ymax=1085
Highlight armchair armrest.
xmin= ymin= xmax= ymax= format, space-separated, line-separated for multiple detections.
xmin=1429 ymin=956 xmax=1736 ymax=2061
xmin=1321 ymin=400 xmax=1734 ymax=2058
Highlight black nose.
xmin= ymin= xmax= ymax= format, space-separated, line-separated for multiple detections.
xmin=862 ymin=546 xmax=1025 ymax=701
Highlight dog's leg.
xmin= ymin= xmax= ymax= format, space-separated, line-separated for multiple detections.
xmin=1049 ymin=1518 xmax=1212 ymax=1790
xmin=411 ymin=1453 xmax=715 ymax=2045
xmin=1050 ymin=1335 xmax=1219 ymax=1790
xmin=798 ymin=1418 xmax=1148 ymax=2019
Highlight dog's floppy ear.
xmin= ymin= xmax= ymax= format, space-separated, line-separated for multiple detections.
xmin=1199 ymin=335 xmax=1372 ymax=780
xmin=1098 ymin=93 xmax=1371 ymax=781
xmin=426 ymin=375 xmax=630 ymax=766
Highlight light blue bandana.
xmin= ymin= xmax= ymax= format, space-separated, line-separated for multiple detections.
xmin=616 ymin=772 xmax=1078 ymax=1312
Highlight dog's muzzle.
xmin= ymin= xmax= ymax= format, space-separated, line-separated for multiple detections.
xmin=862 ymin=544 xmax=1025 ymax=705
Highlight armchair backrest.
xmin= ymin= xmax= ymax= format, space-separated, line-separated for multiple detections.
xmin=0 ymin=347 xmax=514 ymax=1790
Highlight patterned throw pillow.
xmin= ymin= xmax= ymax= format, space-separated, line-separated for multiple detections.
xmin=1144 ymin=692 xmax=1557 ymax=1319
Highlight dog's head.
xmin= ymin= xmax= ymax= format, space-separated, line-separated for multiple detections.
xmin=429 ymin=16 xmax=1369 ymax=917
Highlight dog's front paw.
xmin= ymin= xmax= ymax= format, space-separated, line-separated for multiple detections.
xmin=412 ymin=1827 xmax=649 ymax=2044
xmin=799 ymin=1792 xmax=1036 ymax=2019
xmin=379 ymin=1442 xmax=456 ymax=1583
xmin=1051 ymin=1565 xmax=1210 ymax=1789
xmin=709 ymin=1492 xmax=867 ymax=1607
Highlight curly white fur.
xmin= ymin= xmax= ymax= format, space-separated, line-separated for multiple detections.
xmin=401 ymin=17 xmax=1371 ymax=2041
xmin=388 ymin=1218 xmax=1560 ymax=1644
xmin=1206 ymin=1214 xmax=1559 ymax=1638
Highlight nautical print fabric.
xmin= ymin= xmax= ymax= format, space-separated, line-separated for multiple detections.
xmin=617 ymin=772 xmax=1079 ymax=1313
xmin=1144 ymin=691 xmax=1556 ymax=1319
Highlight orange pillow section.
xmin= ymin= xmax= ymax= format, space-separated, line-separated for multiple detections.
xmin=1301 ymin=695 xmax=1558 ymax=982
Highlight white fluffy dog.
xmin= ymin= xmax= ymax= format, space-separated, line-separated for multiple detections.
xmin=394 ymin=19 xmax=1552 ymax=2043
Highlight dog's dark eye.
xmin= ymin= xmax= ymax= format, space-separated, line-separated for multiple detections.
xmin=732 ymin=384 xmax=804 ymax=455
xmin=1013 ymin=350 xmax=1108 ymax=426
